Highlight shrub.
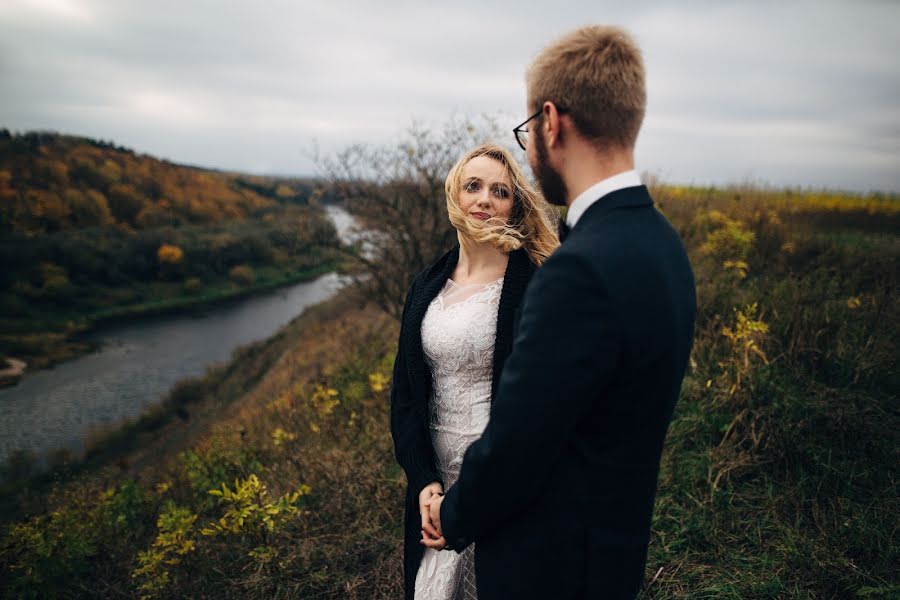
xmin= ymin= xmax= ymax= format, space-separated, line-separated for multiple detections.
xmin=228 ymin=264 xmax=255 ymax=286
xmin=182 ymin=277 xmax=203 ymax=295
xmin=1 ymin=480 xmax=150 ymax=598
xmin=131 ymin=502 xmax=198 ymax=600
xmin=156 ymin=243 xmax=183 ymax=265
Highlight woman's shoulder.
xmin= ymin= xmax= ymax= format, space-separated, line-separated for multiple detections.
xmin=405 ymin=246 xmax=460 ymax=301
xmin=497 ymin=247 xmax=537 ymax=309
xmin=411 ymin=247 xmax=459 ymax=287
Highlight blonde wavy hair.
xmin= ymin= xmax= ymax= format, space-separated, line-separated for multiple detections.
xmin=445 ymin=143 xmax=560 ymax=266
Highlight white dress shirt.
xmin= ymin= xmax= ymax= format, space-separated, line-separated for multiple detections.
xmin=565 ymin=170 xmax=642 ymax=228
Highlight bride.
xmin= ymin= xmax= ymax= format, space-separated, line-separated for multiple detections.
xmin=390 ymin=143 xmax=559 ymax=599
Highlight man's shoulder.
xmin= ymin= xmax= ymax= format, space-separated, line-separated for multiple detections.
xmin=548 ymin=201 xmax=684 ymax=281
xmin=530 ymin=242 xmax=606 ymax=293
xmin=569 ymin=191 xmax=679 ymax=254
xmin=550 ymin=222 xmax=621 ymax=275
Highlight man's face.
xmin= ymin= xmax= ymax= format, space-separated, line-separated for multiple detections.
xmin=530 ymin=122 xmax=567 ymax=207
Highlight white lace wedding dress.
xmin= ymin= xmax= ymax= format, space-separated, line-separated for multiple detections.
xmin=413 ymin=276 xmax=504 ymax=600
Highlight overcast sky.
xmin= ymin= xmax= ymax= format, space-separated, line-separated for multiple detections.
xmin=1 ymin=0 xmax=898 ymax=192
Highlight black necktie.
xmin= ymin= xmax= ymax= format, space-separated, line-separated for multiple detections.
xmin=558 ymin=219 xmax=570 ymax=242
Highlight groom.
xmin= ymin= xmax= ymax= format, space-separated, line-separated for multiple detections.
xmin=422 ymin=25 xmax=696 ymax=599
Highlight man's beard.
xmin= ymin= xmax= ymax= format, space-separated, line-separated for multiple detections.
xmin=533 ymin=126 xmax=568 ymax=207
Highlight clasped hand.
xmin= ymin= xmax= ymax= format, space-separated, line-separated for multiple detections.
xmin=418 ymin=482 xmax=448 ymax=550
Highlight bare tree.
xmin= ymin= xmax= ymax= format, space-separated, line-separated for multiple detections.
xmin=318 ymin=115 xmax=510 ymax=320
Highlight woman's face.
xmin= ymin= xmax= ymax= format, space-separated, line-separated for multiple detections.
xmin=457 ymin=156 xmax=515 ymax=223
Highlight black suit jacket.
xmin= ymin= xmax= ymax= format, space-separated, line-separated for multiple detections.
xmin=439 ymin=185 xmax=696 ymax=599
xmin=390 ymin=246 xmax=537 ymax=600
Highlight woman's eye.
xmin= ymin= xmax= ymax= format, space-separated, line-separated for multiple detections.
xmin=493 ymin=187 xmax=510 ymax=198
xmin=465 ymin=181 xmax=480 ymax=192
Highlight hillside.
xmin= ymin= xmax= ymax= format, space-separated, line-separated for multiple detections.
xmin=0 ymin=130 xmax=321 ymax=235
xmin=1 ymin=182 xmax=896 ymax=598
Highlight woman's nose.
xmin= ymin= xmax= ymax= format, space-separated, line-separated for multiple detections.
xmin=476 ymin=191 xmax=491 ymax=207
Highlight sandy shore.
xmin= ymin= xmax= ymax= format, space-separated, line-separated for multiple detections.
xmin=0 ymin=358 xmax=27 ymax=387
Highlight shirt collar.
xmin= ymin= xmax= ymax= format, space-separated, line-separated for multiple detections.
xmin=565 ymin=170 xmax=642 ymax=228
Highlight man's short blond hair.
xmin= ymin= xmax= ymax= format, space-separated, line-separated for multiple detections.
xmin=527 ymin=25 xmax=646 ymax=150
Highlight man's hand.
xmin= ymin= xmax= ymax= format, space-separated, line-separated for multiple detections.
xmin=421 ymin=493 xmax=447 ymax=550
xmin=418 ymin=482 xmax=443 ymax=542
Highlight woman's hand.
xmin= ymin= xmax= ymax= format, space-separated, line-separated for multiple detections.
xmin=418 ymin=481 xmax=444 ymax=541
xmin=422 ymin=493 xmax=447 ymax=550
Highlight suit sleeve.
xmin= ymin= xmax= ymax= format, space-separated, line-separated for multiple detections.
xmin=389 ymin=278 xmax=444 ymax=496
xmin=440 ymin=250 xmax=622 ymax=550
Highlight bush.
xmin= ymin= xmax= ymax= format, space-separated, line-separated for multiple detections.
xmin=0 ymin=480 xmax=151 ymax=598
xmin=228 ymin=264 xmax=255 ymax=286
xmin=182 ymin=277 xmax=204 ymax=295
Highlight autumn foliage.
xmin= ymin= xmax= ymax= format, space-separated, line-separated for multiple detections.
xmin=0 ymin=130 xmax=276 ymax=235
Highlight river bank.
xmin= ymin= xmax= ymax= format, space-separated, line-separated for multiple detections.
xmin=1 ymin=206 xmax=359 ymax=482
xmin=1 ymin=258 xmax=347 ymax=388
xmin=0 ymin=278 xmax=363 ymax=504
xmin=1 ymin=203 xmax=359 ymax=386
xmin=0 ymin=270 xmax=351 ymax=473
xmin=0 ymin=280 xmax=409 ymax=599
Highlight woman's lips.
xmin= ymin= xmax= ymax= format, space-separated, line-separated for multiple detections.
xmin=471 ymin=212 xmax=491 ymax=221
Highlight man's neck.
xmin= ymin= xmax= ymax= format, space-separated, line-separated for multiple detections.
xmin=562 ymin=149 xmax=635 ymax=208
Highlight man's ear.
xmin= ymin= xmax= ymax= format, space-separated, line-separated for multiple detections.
xmin=542 ymin=101 xmax=564 ymax=149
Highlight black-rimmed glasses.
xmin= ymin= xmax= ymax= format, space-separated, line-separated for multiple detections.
xmin=513 ymin=106 xmax=566 ymax=151
xmin=513 ymin=109 xmax=542 ymax=151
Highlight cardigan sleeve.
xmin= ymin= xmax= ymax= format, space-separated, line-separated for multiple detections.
xmin=389 ymin=277 xmax=444 ymax=496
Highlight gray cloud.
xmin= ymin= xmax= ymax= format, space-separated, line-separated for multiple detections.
xmin=0 ymin=0 xmax=898 ymax=191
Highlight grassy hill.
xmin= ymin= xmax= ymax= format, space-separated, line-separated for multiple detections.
xmin=0 ymin=183 xmax=897 ymax=599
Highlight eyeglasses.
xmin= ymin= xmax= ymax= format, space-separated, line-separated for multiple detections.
xmin=513 ymin=109 xmax=542 ymax=151
xmin=513 ymin=105 xmax=567 ymax=151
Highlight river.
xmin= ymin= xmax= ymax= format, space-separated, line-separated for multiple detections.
xmin=0 ymin=205 xmax=356 ymax=468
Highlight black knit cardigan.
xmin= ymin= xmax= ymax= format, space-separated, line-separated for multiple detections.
xmin=389 ymin=245 xmax=536 ymax=600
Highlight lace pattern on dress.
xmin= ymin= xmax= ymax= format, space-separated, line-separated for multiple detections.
xmin=413 ymin=277 xmax=503 ymax=600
